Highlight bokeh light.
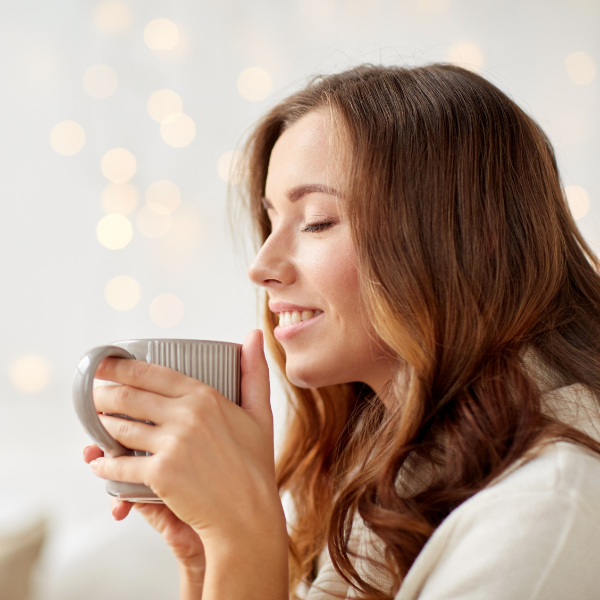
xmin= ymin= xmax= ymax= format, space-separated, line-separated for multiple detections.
xmin=447 ymin=42 xmax=484 ymax=72
xmin=101 ymin=183 xmax=138 ymax=215
xmin=144 ymin=18 xmax=179 ymax=51
xmin=137 ymin=204 xmax=172 ymax=238
xmin=50 ymin=121 xmax=85 ymax=156
xmin=217 ymin=150 xmax=245 ymax=184
xmin=150 ymin=294 xmax=184 ymax=328
xmin=94 ymin=1 xmax=132 ymax=35
xmin=147 ymin=89 xmax=183 ymax=123
xmin=565 ymin=51 xmax=597 ymax=85
xmin=346 ymin=0 xmax=384 ymax=16
xmin=97 ymin=214 xmax=133 ymax=249
xmin=9 ymin=355 xmax=52 ymax=393
xmin=101 ymin=148 xmax=137 ymax=183
xmin=237 ymin=67 xmax=272 ymax=101
xmin=566 ymin=186 xmax=591 ymax=220
xmin=160 ymin=113 xmax=196 ymax=147
xmin=83 ymin=64 xmax=118 ymax=98
xmin=299 ymin=0 xmax=335 ymax=16
xmin=105 ymin=276 xmax=141 ymax=311
xmin=146 ymin=180 xmax=181 ymax=212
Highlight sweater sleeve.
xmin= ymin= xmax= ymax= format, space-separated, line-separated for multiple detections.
xmin=396 ymin=444 xmax=600 ymax=600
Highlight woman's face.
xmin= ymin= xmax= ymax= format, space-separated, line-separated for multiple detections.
xmin=247 ymin=110 xmax=393 ymax=393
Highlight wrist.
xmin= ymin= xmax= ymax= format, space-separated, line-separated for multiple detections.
xmin=202 ymin=538 xmax=289 ymax=600
xmin=199 ymin=490 xmax=288 ymax=554
xmin=200 ymin=508 xmax=289 ymax=600
xmin=178 ymin=561 xmax=205 ymax=600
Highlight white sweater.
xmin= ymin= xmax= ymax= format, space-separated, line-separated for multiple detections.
xmin=304 ymin=382 xmax=600 ymax=600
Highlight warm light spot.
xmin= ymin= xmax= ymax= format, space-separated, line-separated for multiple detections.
xmin=9 ymin=355 xmax=52 ymax=393
xmin=101 ymin=183 xmax=138 ymax=215
xmin=50 ymin=121 xmax=86 ymax=156
xmin=565 ymin=51 xmax=597 ymax=85
xmin=299 ymin=0 xmax=335 ymax=15
xmin=97 ymin=214 xmax=133 ymax=249
xmin=566 ymin=186 xmax=591 ymax=220
xmin=145 ymin=180 xmax=181 ymax=213
xmin=345 ymin=0 xmax=384 ymax=16
xmin=447 ymin=42 xmax=484 ymax=72
xmin=217 ymin=151 xmax=245 ymax=184
xmin=83 ymin=64 xmax=118 ymax=98
xmin=105 ymin=276 xmax=141 ymax=311
xmin=144 ymin=18 xmax=179 ymax=51
xmin=417 ymin=0 xmax=450 ymax=12
xmin=94 ymin=1 xmax=133 ymax=35
xmin=101 ymin=148 xmax=137 ymax=183
xmin=147 ymin=89 xmax=183 ymax=123
xmin=160 ymin=113 xmax=196 ymax=147
xmin=237 ymin=67 xmax=272 ymax=101
xmin=137 ymin=204 xmax=172 ymax=238
xmin=150 ymin=293 xmax=184 ymax=328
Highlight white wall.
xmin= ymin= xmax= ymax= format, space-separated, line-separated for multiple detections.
xmin=0 ymin=0 xmax=597 ymax=597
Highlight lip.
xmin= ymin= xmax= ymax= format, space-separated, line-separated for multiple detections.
xmin=269 ymin=301 xmax=324 ymax=341
xmin=268 ymin=301 xmax=321 ymax=313
xmin=273 ymin=311 xmax=324 ymax=341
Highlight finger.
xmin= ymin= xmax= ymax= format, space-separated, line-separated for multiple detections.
xmin=93 ymin=384 xmax=168 ymax=425
xmin=240 ymin=329 xmax=272 ymax=432
xmin=98 ymin=414 xmax=161 ymax=454
xmin=110 ymin=498 xmax=134 ymax=521
xmin=95 ymin=357 xmax=195 ymax=398
xmin=90 ymin=455 xmax=149 ymax=486
xmin=83 ymin=445 xmax=104 ymax=463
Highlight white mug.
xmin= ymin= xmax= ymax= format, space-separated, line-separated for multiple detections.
xmin=73 ymin=338 xmax=242 ymax=503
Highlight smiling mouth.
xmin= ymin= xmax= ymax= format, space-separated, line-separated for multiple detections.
xmin=277 ymin=309 xmax=323 ymax=328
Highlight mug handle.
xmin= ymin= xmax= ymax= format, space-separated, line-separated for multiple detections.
xmin=73 ymin=345 xmax=136 ymax=458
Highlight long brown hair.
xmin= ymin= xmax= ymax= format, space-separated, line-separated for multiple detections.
xmin=239 ymin=64 xmax=600 ymax=599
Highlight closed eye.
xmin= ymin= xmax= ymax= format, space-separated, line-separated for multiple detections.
xmin=302 ymin=220 xmax=336 ymax=233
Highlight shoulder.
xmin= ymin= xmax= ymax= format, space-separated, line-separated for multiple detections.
xmin=397 ymin=442 xmax=600 ymax=600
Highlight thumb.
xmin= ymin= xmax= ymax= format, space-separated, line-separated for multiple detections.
xmin=240 ymin=329 xmax=272 ymax=429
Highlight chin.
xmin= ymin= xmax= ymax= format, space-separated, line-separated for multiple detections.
xmin=285 ymin=359 xmax=346 ymax=389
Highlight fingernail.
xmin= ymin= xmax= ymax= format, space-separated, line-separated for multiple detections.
xmin=90 ymin=458 xmax=104 ymax=470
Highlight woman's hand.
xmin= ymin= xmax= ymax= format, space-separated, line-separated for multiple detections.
xmin=83 ymin=445 xmax=206 ymax=578
xmin=85 ymin=330 xmax=288 ymax=599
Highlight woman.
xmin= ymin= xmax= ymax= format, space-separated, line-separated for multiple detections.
xmin=84 ymin=64 xmax=600 ymax=599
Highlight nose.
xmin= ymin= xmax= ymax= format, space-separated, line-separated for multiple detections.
xmin=247 ymin=230 xmax=296 ymax=289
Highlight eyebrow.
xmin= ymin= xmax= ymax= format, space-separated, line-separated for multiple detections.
xmin=262 ymin=183 xmax=339 ymax=209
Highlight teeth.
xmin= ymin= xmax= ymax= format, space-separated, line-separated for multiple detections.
xmin=277 ymin=310 xmax=321 ymax=327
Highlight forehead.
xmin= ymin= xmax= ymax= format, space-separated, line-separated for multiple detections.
xmin=266 ymin=110 xmax=336 ymax=190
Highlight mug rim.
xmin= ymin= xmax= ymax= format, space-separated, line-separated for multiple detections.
xmin=109 ymin=338 xmax=242 ymax=347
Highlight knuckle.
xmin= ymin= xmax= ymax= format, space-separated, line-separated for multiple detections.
xmin=115 ymin=419 xmax=131 ymax=438
xmin=148 ymin=456 xmax=172 ymax=493
xmin=131 ymin=360 xmax=152 ymax=380
xmin=112 ymin=458 xmax=124 ymax=480
xmin=112 ymin=385 xmax=131 ymax=412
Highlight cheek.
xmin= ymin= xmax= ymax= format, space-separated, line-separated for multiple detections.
xmin=303 ymin=235 xmax=361 ymax=316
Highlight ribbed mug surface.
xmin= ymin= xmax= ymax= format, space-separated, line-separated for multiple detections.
xmin=74 ymin=338 xmax=242 ymax=503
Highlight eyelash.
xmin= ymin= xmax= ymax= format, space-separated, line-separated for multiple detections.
xmin=302 ymin=220 xmax=335 ymax=233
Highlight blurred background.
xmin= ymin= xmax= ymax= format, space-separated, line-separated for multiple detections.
xmin=0 ymin=0 xmax=597 ymax=598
